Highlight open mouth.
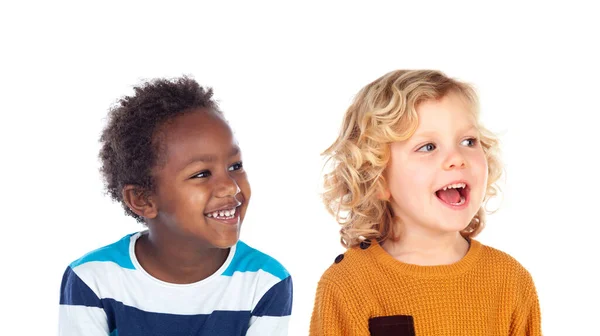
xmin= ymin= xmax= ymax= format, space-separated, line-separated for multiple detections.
xmin=435 ymin=182 xmax=469 ymax=207
xmin=204 ymin=206 xmax=238 ymax=220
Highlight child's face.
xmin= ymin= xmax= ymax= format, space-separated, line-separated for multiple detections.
xmin=385 ymin=93 xmax=488 ymax=235
xmin=150 ymin=109 xmax=250 ymax=248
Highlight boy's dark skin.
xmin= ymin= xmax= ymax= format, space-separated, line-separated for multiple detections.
xmin=122 ymin=108 xmax=251 ymax=284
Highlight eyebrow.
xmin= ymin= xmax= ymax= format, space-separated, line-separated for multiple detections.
xmin=411 ymin=126 xmax=478 ymax=141
xmin=184 ymin=146 xmax=240 ymax=165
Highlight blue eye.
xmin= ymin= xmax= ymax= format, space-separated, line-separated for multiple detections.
xmin=417 ymin=143 xmax=436 ymax=152
xmin=461 ymin=138 xmax=478 ymax=147
xmin=228 ymin=162 xmax=243 ymax=171
xmin=193 ymin=170 xmax=211 ymax=178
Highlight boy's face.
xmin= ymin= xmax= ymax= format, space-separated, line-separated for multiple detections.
xmin=150 ymin=108 xmax=250 ymax=248
xmin=385 ymin=93 xmax=488 ymax=235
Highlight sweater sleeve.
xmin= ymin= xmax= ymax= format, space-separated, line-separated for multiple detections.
xmin=309 ymin=278 xmax=368 ymax=336
xmin=524 ymin=293 xmax=542 ymax=336
xmin=511 ymin=272 xmax=542 ymax=336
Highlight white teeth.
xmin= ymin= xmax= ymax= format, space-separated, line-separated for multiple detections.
xmin=442 ymin=183 xmax=466 ymax=190
xmin=206 ymin=207 xmax=238 ymax=219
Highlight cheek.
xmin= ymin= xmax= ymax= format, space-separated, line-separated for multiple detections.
xmin=236 ymin=174 xmax=250 ymax=195
xmin=471 ymin=152 xmax=489 ymax=182
xmin=177 ymin=183 xmax=211 ymax=209
xmin=188 ymin=189 xmax=211 ymax=204
xmin=387 ymin=162 xmax=431 ymax=200
xmin=467 ymin=151 xmax=489 ymax=202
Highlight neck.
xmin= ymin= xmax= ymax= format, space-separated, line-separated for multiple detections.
xmin=382 ymin=226 xmax=469 ymax=266
xmin=135 ymin=229 xmax=230 ymax=284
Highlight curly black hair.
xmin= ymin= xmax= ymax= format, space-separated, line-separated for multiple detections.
xmin=99 ymin=76 xmax=221 ymax=222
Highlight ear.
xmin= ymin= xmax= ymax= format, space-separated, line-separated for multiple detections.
xmin=378 ymin=188 xmax=391 ymax=201
xmin=122 ymin=185 xmax=158 ymax=219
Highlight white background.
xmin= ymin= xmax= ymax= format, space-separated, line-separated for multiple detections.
xmin=1 ymin=1 xmax=599 ymax=335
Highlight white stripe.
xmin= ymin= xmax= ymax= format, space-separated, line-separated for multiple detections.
xmin=72 ymin=261 xmax=282 ymax=315
xmin=246 ymin=316 xmax=291 ymax=336
xmin=247 ymin=269 xmax=284 ymax=311
xmin=58 ymin=305 xmax=109 ymax=336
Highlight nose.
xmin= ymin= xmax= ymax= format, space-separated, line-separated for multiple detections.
xmin=215 ymin=174 xmax=241 ymax=198
xmin=443 ymin=149 xmax=467 ymax=170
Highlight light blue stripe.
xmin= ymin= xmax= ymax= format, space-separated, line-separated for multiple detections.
xmin=109 ymin=329 xmax=118 ymax=336
xmin=70 ymin=233 xmax=136 ymax=270
xmin=222 ymin=241 xmax=289 ymax=280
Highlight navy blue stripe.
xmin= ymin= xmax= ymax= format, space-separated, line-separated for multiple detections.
xmin=101 ymin=298 xmax=251 ymax=336
xmin=59 ymin=266 xmax=102 ymax=308
xmin=102 ymin=297 xmax=117 ymax=333
xmin=252 ymin=276 xmax=293 ymax=317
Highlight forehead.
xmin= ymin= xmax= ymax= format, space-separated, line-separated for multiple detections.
xmin=414 ymin=93 xmax=477 ymax=131
xmin=156 ymin=108 xmax=237 ymax=165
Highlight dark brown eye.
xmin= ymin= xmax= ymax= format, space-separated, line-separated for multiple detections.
xmin=461 ymin=138 xmax=478 ymax=147
xmin=193 ymin=170 xmax=211 ymax=178
xmin=228 ymin=162 xmax=243 ymax=171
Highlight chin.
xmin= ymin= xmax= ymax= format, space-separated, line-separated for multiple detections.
xmin=210 ymin=235 xmax=240 ymax=249
xmin=433 ymin=218 xmax=474 ymax=233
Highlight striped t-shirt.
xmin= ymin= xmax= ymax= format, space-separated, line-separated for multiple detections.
xmin=59 ymin=231 xmax=293 ymax=336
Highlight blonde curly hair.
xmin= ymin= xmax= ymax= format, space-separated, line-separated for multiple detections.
xmin=322 ymin=70 xmax=502 ymax=248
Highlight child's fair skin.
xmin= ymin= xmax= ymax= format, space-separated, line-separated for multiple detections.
xmin=382 ymin=93 xmax=488 ymax=266
xmin=123 ymin=108 xmax=250 ymax=284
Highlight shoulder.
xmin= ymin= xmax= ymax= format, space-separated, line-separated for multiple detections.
xmin=475 ymin=241 xmax=540 ymax=315
xmin=223 ymin=241 xmax=293 ymax=316
xmin=67 ymin=232 xmax=137 ymax=272
xmin=222 ymin=240 xmax=291 ymax=282
xmin=476 ymin=240 xmax=535 ymax=285
xmin=60 ymin=232 xmax=139 ymax=305
xmin=62 ymin=232 xmax=138 ymax=290
xmin=316 ymin=240 xmax=374 ymax=288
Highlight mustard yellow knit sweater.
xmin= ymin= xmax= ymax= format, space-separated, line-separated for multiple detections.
xmin=309 ymin=239 xmax=541 ymax=335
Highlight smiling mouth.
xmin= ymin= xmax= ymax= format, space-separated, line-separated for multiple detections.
xmin=205 ymin=207 xmax=238 ymax=220
xmin=435 ymin=182 xmax=469 ymax=207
